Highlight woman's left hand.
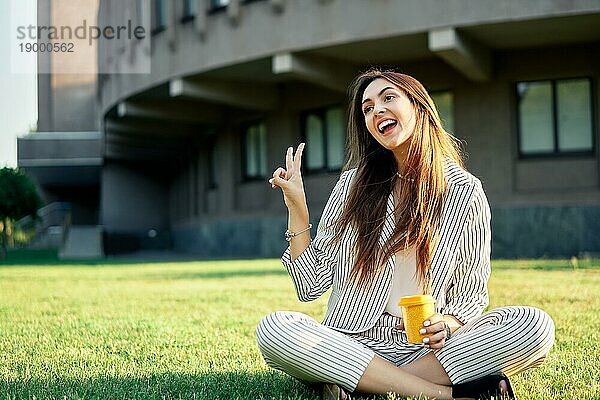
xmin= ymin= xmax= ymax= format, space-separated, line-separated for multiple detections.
xmin=420 ymin=313 xmax=450 ymax=349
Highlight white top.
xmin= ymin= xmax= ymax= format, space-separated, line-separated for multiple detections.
xmin=384 ymin=246 xmax=420 ymax=318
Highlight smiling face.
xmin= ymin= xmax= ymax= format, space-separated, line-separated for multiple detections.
xmin=361 ymin=78 xmax=417 ymax=159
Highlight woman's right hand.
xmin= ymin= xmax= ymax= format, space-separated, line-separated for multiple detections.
xmin=269 ymin=143 xmax=307 ymax=210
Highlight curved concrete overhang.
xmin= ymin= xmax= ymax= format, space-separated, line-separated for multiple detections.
xmin=100 ymin=1 xmax=600 ymax=113
xmin=17 ymin=131 xmax=103 ymax=186
xmin=98 ymin=0 xmax=600 ymax=161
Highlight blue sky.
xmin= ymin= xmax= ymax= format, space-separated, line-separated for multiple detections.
xmin=0 ymin=0 xmax=37 ymax=167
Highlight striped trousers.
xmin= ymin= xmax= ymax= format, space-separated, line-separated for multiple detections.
xmin=256 ymin=306 xmax=555 ymax=392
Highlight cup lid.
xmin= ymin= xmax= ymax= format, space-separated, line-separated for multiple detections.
xmin=398 ymin=294 xmax=435 ymax=307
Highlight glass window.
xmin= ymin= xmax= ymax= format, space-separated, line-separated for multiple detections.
xmin=306 ymin=115 xmax=325 ymax=170
xmin=557 ymin=79 xmax=593 ymax=152
xmin=325 ymin=107 xmax=345 ymax=170
xmin=430 ymin=91 xmax=454 ymax=134
xmin=302 ymin=105 xmax=346 ymax=173
xmin=207 ymin=139 xmax=218 ymax=189
xmin=243 ymin=121 xmax=267 ymax=180
xmin=517 ymin=78 xmax=593 ymax=157
xmin=136 ymin=0 xmax=145 ymax=26
xmin=517 ymin=82 xmax=554 ymax=154
xmin=152 ymin=0 xmax=166 ymax=31
xmin=183 ymin=0 xmax=196 ymax=18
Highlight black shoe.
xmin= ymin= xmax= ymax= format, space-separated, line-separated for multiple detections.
xmin=452 ymin=373 xmax=515 ymax=399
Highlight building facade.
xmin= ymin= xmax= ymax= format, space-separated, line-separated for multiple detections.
xmin=17 ymin=0 xmax=103 ymax=257
xmin=21 ymin=0 xmax=600 ymax=258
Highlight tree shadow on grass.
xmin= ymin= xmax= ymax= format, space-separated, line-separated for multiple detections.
xmin=0 ymin=371 xmax=319 ymax=400
xmin=1 ymin=371 xmax=415 ymax=400
xmin=0 ymin=248 xmax=285 ymax=268
xmin=155 ymin=268 xmax=289 ymax=280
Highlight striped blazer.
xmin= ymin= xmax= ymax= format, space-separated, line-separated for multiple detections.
xmin=281 ymin=161 xmax=491 ymax=334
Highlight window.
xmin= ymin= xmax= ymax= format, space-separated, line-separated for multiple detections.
xmin=302 ymin=105 xmax=346 ymax=172
xmin=209 ymin=0 xmax=230 ymax=10
xmin=517 ymin=78 xmax=593 ymax=157
xmin=430 ymin=91 xmax=454 ymax=134
xmin=152 ymin=0 xmax=166 ymax=32
xmin=207 ymin=139 xmax=218 ymax=189
xmin=136 ymin=0 xmax=145 ymax=28
xmin=242 ymin=121 xmax=267 ymax=180
xmin=182 ymin=0 xmax=196 ymax=20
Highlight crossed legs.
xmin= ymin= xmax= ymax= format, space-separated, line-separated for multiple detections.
xmin=356 ymin=353 xmax=453 ymax=398
xmin=256 ymin=306 xmax=554 ymax=398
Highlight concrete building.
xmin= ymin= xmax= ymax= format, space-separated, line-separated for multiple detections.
xmin=19 ymin=0 xmax=600 ymax=258
xmin=17 ymin=0 xmax=103 ymax=258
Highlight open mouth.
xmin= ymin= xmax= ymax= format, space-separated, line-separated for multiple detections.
xmin=377 ymin=119 xmax=398 ymax=134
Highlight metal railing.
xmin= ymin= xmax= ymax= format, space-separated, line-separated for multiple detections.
xmin=14 ymin=202 xmax=72 ymax=249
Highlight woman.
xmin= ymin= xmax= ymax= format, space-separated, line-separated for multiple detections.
xmin=256 ymin=69 xmax=555 ymax=400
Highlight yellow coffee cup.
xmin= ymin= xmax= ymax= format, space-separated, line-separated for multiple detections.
xmin=398 ymin=294 xmax=436 ymax=344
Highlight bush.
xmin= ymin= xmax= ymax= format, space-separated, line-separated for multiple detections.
xmin=0 ymin=167 xmax=42 ymax=258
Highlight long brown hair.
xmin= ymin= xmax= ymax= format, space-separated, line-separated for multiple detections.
xmin=333 ymin=68 xmax=464 ymax=292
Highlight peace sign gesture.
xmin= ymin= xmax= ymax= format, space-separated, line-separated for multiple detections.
xmin=269 ymin=143 xmax=307 ymax=210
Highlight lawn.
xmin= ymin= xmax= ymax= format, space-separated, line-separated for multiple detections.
xmin=0 ymin=257 xmax=598 ymax=400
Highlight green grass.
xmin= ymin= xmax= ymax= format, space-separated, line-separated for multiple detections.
xmin=0 ymin=258 xmax=598 ymax=399
xmin=2 ymin=248 xmax=60 ymax=262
